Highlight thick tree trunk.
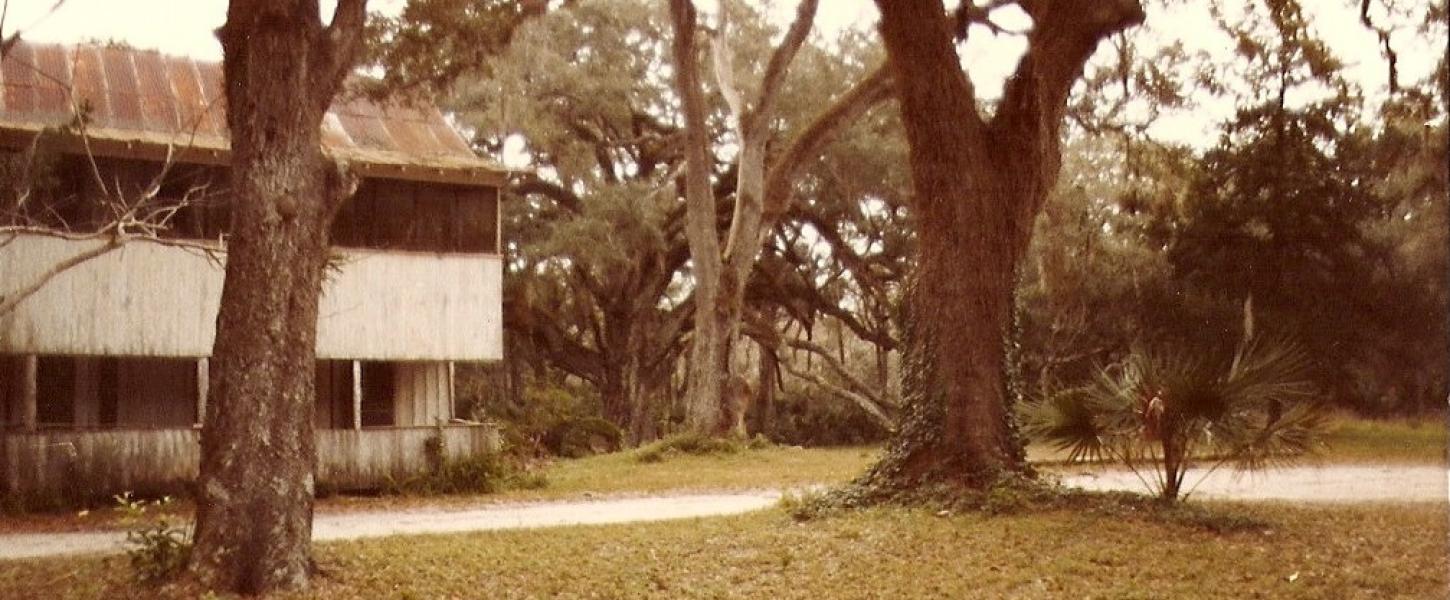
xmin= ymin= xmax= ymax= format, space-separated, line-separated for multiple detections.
xmin=861 ymin=0 xmax=1143 ymax=492
xmin=670 ymin=0 xmax=728 ymax=435
xmin=684 ymin=283 xmax=739 ymax=434
xmin=189 ymin=1 xmax=364 ymax=594
xmin=864 ymin=206 xmax=1028 ymax=485
xmin=601 ymin=307 xmax=671 ymax=443
xmin=751 ymin=342 xmax=778 ymax=435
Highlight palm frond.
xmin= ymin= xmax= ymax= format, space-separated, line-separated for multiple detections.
xmin=1022 ymin=388 xmax=1112 ymax=463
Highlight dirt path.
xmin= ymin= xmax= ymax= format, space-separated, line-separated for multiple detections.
xmin=1056 ymin=464 xmax=1447 ymax=502
xmin=0 ymin=491 xmax=785 ymax=561
xmin=2 ymin=464 xmax=1443 ymax=561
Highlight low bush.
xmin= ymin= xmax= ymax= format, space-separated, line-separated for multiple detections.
xmin=763 ymin=388 xmax=891 ymax=447
xmin=459 ymin=375 xmax=624 ymax=459
xmin=387 ymin=453 xmax=549 ymax=496
xmin=1023 ymin=332 xmax=1327 ymax=501
xmin=632 ymin=432 xmax=752 ymax=463
xmin=548 ymin=417 xmax=625 ymax=459
xmin=115 ymin=492 xmax=191 ymax=584
xmin=778 ymin=488 xmax=831 ymax=522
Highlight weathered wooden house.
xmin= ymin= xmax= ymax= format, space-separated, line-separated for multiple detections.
xmin=0 ymin=42 xmax=504 ymax=502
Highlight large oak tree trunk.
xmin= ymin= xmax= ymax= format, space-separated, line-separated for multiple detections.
xmin=189 ymin=1 xmax=365 ymax=593
xmin=861 ymin=0 xmax=1144 ymax=492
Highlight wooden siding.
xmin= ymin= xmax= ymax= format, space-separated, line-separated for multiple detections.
xmin=314 ymin=360 xmax=355 ymax=430
xmin=1 ymin=428 xmax=199 ymax=499
xmin=393 ymin=362 xmax=452 ymax=426
xmin=1 ymin=424 xmax=499 ymax=499
xmin=315 ymin=250 xmax=502 ymax=360
xmin=315 ymin=425 xmax=498 ymax=490
xmin=0 ymin=233 xmax=503 ymax=360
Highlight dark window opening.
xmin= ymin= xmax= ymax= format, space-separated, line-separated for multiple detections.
xmin=36 ymin=356 xmax=76 ymax=426
xmin=333 ymin=179 xmax=498 ymax=253
xmin=97 ymin=357 xmax=119 ymax=427
xmin=26 ymin=355 xmax=196 ymax=429
xmin=1 ymin=153 xmax=231 ymax=240
xmin=360 ymin=361 xmax=395 ymax=427
xmin=314 ymin=360 xmax=356 ymax=429
xmin=5 ymin=150 xmax=498 ymax=253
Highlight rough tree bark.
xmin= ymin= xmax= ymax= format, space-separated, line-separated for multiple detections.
xmin=189 ymin=0 xmax=367 ymax=593
xmin=859 ymin=0 xmax=1145 ymax=491
xmin=669 ymin=0 xmax=893 ymax=435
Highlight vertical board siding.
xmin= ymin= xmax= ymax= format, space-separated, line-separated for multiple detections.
xmin=391 ymin=362 xmax=453 ymax=426
xmin=0 ymin=429 xmax=200 ymax=499
xmin=315 ymin=425 xmax=500 ymax=490
xmin=0 ymin=236 xmax=222 ymax=356
xmin=313 ymin=249 xmax=503 ymax=360
xmin=0 ymin=233 xmax=502 ymax=360
xmin=2 ymin=424 xmax=499 ymax=499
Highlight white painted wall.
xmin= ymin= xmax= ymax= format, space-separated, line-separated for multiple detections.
xmin=0 ymin=233 xmax=502 ymax=361
xmin=392 ymin=361 xmax=452 ymax=426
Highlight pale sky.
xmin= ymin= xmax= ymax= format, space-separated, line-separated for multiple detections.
xmin=2 ymin=0 xmax=1439 ymax=147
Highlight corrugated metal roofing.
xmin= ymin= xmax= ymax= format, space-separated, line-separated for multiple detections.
xmin=0 ymin=41 xmax=505 ymax=186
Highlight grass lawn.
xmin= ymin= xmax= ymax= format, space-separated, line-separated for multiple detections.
xmin=1314 ymin=416 xmax=1447 ymax=464
xmin=317 ymin=444 xmax=882 ymax=513
xmin=0 ymin=416 xmax=1439 ymax=533
xmin=1 ymin=501 xmax=1444 ymax=599
xmin=0 ymin=446 xmax=882 ymax=533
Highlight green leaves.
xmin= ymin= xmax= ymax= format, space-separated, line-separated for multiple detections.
xmin=1022 ymin=387 xmax=1109 ymax=463
xmin=1024 ymin=333 xmax=1327 ymax=500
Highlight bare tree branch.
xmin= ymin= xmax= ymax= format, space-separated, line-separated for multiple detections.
xmin=782 ymin=360 xmax=897 ymax=431
xmin=0 ymin=234 xmax=123 ymax=317
xmin=1359 ymin=0 xmax=1400 ymax=93
xmin=746 ymin=0 xmax=818 ymax=137
xmin=762 ymin=62 xmax=893 ymax=223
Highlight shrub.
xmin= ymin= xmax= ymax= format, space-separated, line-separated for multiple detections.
xmin=387 ymin=453 xmax=548 ymax=496
xmin=778 ymin=488 xmax=831 ymax=522
xmin=1023 ymin=332 xmax=1327 ymax=501
xmin=115 ymin=492 xmax=191 ymax=584
xmin=632 ymin=432 xmax=746 ymax=463
xmin=458 ymin=375 xmax=622 ymax=459
xmin=549 ymin=417 xmax=625 ymax=458
xmin=764 ymin=387 xmax=891 ymax=447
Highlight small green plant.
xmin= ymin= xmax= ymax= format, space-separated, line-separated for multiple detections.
xmin=552 ymin=417 xmax=625 ymax=458
xmin=632 ymin=432 xmax=747 ymax=463
xmin=1025 ymin=331 xmax=1327 ymax=501
xmin=778 ymin=488 xmax=831 ymax=522
xmin=114 ymin=492 xmax=191 ymax=584
xmin=388 ymin=453 xmax=548 ymax=496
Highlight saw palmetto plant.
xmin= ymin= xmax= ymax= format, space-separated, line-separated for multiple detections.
xmin=1025 ymin=330 xmax=1326 ymax=501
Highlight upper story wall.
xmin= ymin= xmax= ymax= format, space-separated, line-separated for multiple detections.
xmin=5 ymin=155 xmax=500 ymax=255
xmin=0 ymin=232 xmax=503 ymax=361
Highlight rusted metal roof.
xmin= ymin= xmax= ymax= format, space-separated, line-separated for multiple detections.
xmin=0 ymin=41 xmax=505 ymax=186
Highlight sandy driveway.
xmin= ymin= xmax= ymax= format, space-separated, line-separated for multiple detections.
xmin=2 ymin=464 xmax=1443 ymax=561
xmin=1056 ymin=463 xmax=1447 ymax=502
xmin=0 ymin=491 xmax=784 ymax=561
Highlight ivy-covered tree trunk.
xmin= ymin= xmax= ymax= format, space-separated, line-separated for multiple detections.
xmin=189 ymin=0 xmax=366 ymax=593
xmin=861 ymin=0 xmax=1144 ymax=491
